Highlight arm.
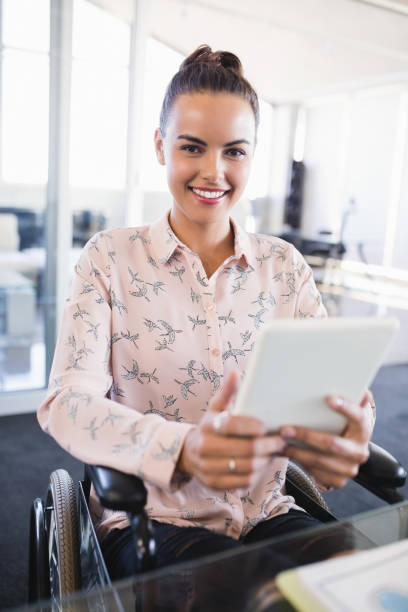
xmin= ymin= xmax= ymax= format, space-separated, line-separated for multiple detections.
xmin=38 ymin=235 xmax=193 ymax=491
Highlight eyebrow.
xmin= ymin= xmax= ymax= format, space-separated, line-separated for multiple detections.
xmin=177 ymin=134 xmax=250 ymax=147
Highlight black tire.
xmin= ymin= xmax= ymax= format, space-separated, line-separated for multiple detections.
xmin=46 ymin=469 xmax=81 ymax=602
xmin=28 ymin=497 xmax=50 ymax=602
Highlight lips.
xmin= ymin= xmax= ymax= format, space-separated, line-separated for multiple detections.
xmin=188 ymin=186 xmax=230 ymax=205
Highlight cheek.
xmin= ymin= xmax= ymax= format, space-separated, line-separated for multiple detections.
xmin=230 ymin=161 xmax=251 ymax=188
xmin=167 ymin=156 xmax=197 ymax=187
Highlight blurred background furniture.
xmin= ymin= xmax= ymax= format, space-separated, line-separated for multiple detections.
xmin=0 ymin=270 xmax=36 ymax=338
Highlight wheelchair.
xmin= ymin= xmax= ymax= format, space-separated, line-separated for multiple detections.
xmin=28 ymin=441 xmax=407 ymax=609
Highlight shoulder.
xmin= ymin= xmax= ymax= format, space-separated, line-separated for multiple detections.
xmin=246 ymin=231 xmax=307 ymax=269
xmin=88 ymin=224 xmax=152 ymax=247
xmin=81 ymin=224 xmax=154 ymax=258
xmin=248 ymin=231 xmax=294 ymax=252
xmin=75 ymin=224 xmax=153 ymax=277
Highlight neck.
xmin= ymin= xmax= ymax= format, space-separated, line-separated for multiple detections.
xmin=169 ymin=208 xmax=234 ymax=256
xmin=169 ymin=208 xmax=235 ymax=276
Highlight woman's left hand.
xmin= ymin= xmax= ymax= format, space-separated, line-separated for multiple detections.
xmin=280 ymin=392 xmax=373 ymax=489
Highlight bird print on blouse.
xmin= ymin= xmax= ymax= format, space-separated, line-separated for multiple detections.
xmin=38 ymin=211 xmax=327 ymax=542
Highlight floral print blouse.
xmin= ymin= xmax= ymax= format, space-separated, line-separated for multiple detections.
xmin=38 ymin=212 xmax=327 ymax=541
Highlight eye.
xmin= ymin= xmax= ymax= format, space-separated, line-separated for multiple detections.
xmin=180 ymin=144 xmax=202 ymax=154
xmin=225 ymin=148 xmax=246 ymax=158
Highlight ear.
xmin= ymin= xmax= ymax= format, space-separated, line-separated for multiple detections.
xmin=154 ymin=128 xmax=165 ymax=165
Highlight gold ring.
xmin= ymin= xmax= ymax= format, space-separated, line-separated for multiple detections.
xmin=228 ymin=458 xmax=236 ymax=473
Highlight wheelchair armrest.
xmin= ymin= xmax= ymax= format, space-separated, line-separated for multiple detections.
xmin=354 ymin=441 xmax=407 ymax=489
xmin=86 ymin=465 xmax=157 ymax=572
xmin=86 ymin=465 xmax=147 ymax=514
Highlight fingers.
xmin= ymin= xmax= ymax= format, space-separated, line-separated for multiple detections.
xmin=184 ymin=370 xmax=288 ymax=490
xmin=199 ymin=432 xmax=287 ymax=458
xmin=193 ymin=451 xmax=282 ymax=490
xmin=280 ymin=426 xmax=369 ymax=464
xmin=208 ymin=370 xmax=266 ymax=437
xmin=281 ymin=426 xmax=336 ymax=453
xmin=208 ymin=370 xmax=266 ymax=436
xmin=281 ymin=416 xmax=370 ymax=489
xmin=326 ymin=395 xmax=370 ymax=429
xmin=284 ymin=443 xmax=362 ymax=479
xmin=361 ymin=389 xmax=373 ymax=408
xmin=197 ymin=455 xmax=270 ymax=476
xmin=208 ymin=412 xmax=267 ymax=437
xmin=305 ymin=467 xmax=351 ymax=490
xmin=187 ymin=431 xmax=285 ymax=491
xmin=189 ymin=430 xmax=286 ymax=490
xmin=211 ymin=370 xmax=239 ymax=413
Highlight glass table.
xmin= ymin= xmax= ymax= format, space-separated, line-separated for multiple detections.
xmin=15 ymin=501 xmax=408 ymax=612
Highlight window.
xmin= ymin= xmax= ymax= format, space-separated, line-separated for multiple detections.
xmin=69 ymin=0 xmax=130 ymax=190
xmin=0 ymin=0 xmax=132 ymax=398
xmin=1 ymin=0 xmax=49 ymax=183
xmin=140 ymin=38 xmax=184 ymax=192
xmin=0 ymin=0 xmax=50 ymax=395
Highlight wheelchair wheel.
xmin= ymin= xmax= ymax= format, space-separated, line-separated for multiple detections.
xmin=28 ymin=497 xmax=50 ymax=602
xmin=46 ymin=469 xmax=81 ymax=603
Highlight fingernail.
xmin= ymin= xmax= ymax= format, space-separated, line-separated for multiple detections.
xmin=281 ymin=426 xmax=296 ymax=438
xmin=333 ymin=397 xmax=344 ymax=409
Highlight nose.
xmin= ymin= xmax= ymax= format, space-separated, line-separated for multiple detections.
xmin=201 ymin=151 xmax=225 ymax=184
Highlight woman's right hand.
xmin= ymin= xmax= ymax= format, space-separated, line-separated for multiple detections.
xmin=177 ymin=371 xmax=287 ymax=490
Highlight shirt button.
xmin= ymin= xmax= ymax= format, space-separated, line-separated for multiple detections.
xmin=206 ymin=303 xmax=215 ymax=312
xmin=212 ymin=348 xmax=221 ymax=357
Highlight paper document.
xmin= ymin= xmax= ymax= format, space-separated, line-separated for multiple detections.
xmin=276 ymin=538 xmax=408 ymax=612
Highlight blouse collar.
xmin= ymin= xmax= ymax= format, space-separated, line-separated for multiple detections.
xmin=149 ymin=210 xmax=255 ymax=269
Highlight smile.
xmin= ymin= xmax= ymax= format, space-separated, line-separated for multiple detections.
xmin=190 ymin=187 xmax=229 ymax=199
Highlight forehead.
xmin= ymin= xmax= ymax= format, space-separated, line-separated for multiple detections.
xmin=166 ymin=92 xmax=256 ymax=143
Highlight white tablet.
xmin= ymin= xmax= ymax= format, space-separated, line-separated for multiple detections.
xmin=232 ymin=317 xmax=399 ymax=434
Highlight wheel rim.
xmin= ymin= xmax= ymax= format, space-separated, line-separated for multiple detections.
xmin=47 ymin=503 xmax=61 ymax=605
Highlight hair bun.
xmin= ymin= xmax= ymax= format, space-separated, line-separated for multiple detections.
xmin=160 ymin=43 xmax=259 ymax=136
xmin=180 ymin=44 xmax=243 ymax=76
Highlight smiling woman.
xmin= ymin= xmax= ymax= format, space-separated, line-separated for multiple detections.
xmin=154 ymin=92 xmax=256 ymax=274
xmin=153 ymin=44 xmax=259 ymax=276
xmin=38 ymin=44 xmax=374 ymax=583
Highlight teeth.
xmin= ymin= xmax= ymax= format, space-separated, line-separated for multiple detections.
xmin=192 ymin=188 xmax=225 ymax=199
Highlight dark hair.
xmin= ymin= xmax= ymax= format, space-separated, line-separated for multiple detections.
xmin=159 ymin=44 xmax=259 ymax=136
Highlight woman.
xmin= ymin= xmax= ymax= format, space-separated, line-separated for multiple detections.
xmin=38 ymin=45 xmax=374 ymax=580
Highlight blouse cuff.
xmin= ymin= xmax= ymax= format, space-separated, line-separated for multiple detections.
xmin=139 ymin=420 xmax=195 ymax=491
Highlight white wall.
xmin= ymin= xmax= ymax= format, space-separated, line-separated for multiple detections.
xmin=343 ymin=91 xmax=401 ymax=265
xmin=301 ymin=98 xmax=349 ymax=239
xmin=300 ymin=86 xmax=408 ymax=270
xmin=391 ymin=102 xmax=408 ymax=269
xmin=141 ymin=190 xmax=172 ymax=223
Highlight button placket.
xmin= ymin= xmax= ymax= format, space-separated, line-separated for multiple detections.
xmin=191 ymin=258 xmax=223 ymax=374
xmin=205 ymin=305 xmax=224 ymax=377
xmin=205 ymin=300 xmax=221 ymax=370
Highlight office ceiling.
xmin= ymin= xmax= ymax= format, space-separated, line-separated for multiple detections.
xmin=91 ymin=0 xmax=408 ymax=103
